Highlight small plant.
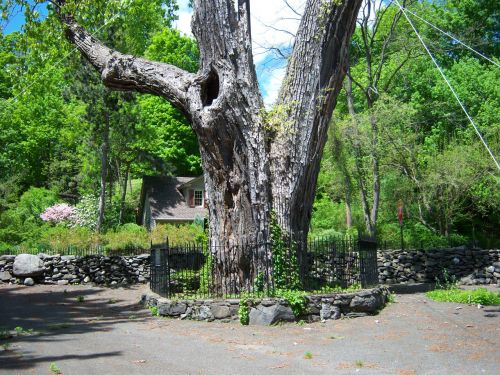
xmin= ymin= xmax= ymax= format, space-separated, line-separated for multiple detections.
xmin=304 ymin=352 xmax=313 ymax=359
xmin=128 ymin=314 xmax=137 ymax=320
xmin=238 ymin=298 xmax=250 ymax=325
xmin=435 ymin=268 xmax=457 ymax=290
xmin=149 ymin=306 xmax=159 ymax=316
xmin=46 ymin=323 xmax=71 ymax=331
xmin=328 ymin=335 xmax=344 ymax=340
xmin=296 ymin=319 xmax=305 ymax=326
xmin=107 ymin=299 xmax=117 ymax=304
xmin=276 ymin=289 xmax=307 ymax=318
xmin=49 ymin=362 xmax=62 ymax=374
xmin=387 ymin=292 xmax=396 ymax=304
xmin=355 ymin=360 xmax=364 ymax=368
xmin=13 ymin=326 xmax=31 ymax=336
xmin=0 ymin=330 xmax=12 ymax=340
xmin=76 ymin=295 xmax=85 ymax=303
xmin=2 ymin=342 xmax=11 ymax=351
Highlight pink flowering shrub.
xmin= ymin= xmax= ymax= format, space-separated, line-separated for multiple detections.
xmin=40 ymin=203 xmax=77 ymax=225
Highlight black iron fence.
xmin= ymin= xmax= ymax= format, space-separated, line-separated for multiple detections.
xmin=150 ymin=235 xmax=379 ymax=299
xmin=0 ymin=245 xmax=149 ymax=257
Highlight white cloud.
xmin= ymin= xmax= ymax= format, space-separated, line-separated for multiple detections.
xmin=172 ymin=0 xmax=305 ymax=105
xmin=173 ymin=0 xmax=193 ymax=36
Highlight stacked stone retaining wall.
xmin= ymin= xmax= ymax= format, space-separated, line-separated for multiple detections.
xmin=377 ymin=248 xmax=499 ymax=285
xmin=0 ymin=253 xmax=150 ymax=285
xmin=141 ymin=287 xmax=389 ymax=325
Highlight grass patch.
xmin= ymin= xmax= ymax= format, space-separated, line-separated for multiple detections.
xmin=426 ymin=287 xmax=500 ymax=305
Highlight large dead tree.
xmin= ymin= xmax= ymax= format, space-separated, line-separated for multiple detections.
xmin=54 ymin=0 xmax=362 ymax=290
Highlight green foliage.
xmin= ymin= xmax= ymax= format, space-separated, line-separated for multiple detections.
xmin=270 ymin=212 xmax=300 ymax=290
xmin=275 ymin=289 xmax=307 ymax=318
xmin=49 ymin=362 xmax=61 ymax=375
xmin=304 ymin=352 xmax=313 ymax=359
xmin=151 ymin=223 xmax=206 ymax=245
xmin=76 ymin=295 xmax=85 ymax=303
xmin=38 ymin=226 xmax=99 ymax=251
xmin=102 ymin=224 xmax=150 ymax=253
xmin=149 ymin=306 xmax=159 ymax=316
xmin=238 ymin=298 xmax=250 ymax=325
xmin=426 ymin=288 xmax=500 ymax=306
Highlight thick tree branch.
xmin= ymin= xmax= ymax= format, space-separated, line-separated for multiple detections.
xmin=54 ymin=2 xmax=195 ymax=116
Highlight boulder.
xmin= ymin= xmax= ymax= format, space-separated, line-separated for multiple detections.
xmin=320 ymin=303 xmax=341 ymax=320
xmin=158 ymin=301 xmax=188 ymax=316
xmin=349 ymin=292 xmax=384 ymax=313
xmin=210 ymin=305 xmax=231 ymax=319
xmin=13 ymin=254 xmax=44 ymax=277
xmin=0 ymin=270 xmax=12 ymax=282
xmin=249 ymin=304 xmax=295 ymax=325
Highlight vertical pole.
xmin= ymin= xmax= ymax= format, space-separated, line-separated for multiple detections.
xmin=400 ymin=223 xmax=404 ymax=251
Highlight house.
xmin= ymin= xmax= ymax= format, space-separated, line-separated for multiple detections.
xmin=138 ymin=176 xmax=207 ymax=230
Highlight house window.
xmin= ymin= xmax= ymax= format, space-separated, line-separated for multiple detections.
xmin=194 ymin=190 xmax=203 ymax=207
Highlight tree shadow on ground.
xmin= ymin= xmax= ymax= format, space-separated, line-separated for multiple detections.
xmin=0 ymin=284 xmax=150 ymax=370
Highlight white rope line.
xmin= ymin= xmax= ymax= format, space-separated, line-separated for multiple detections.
xmin=394 ymin=0 xmax=500 ymax=171
xmin=396 ymin=3 xmax=499 ymax=68
xmin=0 ymin=7 xmax=122 ymax=114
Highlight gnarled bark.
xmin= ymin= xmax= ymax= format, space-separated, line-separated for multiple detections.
xmin=55 ymin=0 xmax=363 ymax=292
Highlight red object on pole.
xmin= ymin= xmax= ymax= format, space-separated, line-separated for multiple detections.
xmin=397 ymin=200 xmax=404 ymax=226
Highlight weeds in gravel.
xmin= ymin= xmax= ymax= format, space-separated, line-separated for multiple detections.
xmin=149 ymin=306 xmax=159 ymax=316
xmin=76 ymin=295 xmax=85 ymax=303
xmin=355 ymin=360 xmax=364 ymax=368
xmin=49 ymin=362 xmax=62 ymax=374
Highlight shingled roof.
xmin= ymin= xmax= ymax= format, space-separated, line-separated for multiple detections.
xmin=140 ymin=176 xmax=207 ymax=222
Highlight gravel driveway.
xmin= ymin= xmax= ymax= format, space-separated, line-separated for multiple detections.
xmin=0 ymin=283 xmax=498 ymax=375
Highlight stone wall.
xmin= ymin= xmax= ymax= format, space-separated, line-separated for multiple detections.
xmin=378 ymin=248 xmax=499 ymax=285
xmin=141 ymin=287 xmax=389 ymax=325
xmin=0 ymin=253 xmax=150 ymax=286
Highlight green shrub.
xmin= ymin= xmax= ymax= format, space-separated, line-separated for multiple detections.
xmin=38 ymin=226 xmax=98 ymax=251
xmin=239 ymin=298 xmax=250 ymax=325
xmin=151 ymin=223 xmax=206 ymax=245
xmin=102 ymin=223 xmax=150 ymax=252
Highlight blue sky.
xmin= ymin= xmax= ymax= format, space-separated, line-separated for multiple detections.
xmin=2 ymin=1 xmax=48 ymax=34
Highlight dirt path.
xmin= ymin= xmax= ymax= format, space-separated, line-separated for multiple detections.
xmin=0 ymin=283 xmax=498 ymax=375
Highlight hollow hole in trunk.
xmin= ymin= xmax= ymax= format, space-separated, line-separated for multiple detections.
xmin=201 ymin=68 xmax=220 ymax=107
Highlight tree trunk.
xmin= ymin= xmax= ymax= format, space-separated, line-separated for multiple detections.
xmin=118 ymin=162 xmax=130 ymax=225
xmin=55 ymin=0 xmax=363 ymax=293
xmin=97 ymin=112 xmax=110 ymax=232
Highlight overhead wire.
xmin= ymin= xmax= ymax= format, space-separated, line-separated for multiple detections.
xmin=393 ymin=0 xmax=500 ymax=171
xmin=395 ymin=3 xmax=499 ymax=68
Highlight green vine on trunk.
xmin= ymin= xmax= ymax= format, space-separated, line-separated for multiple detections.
xmin=270 ymin=211 xmax=301 ymax=290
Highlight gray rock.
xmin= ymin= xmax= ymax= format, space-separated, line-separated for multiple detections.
xmin=138 ymin=275 xmax=146 ymax=283
xmin=211 ymin=305 xmax=231 ymax=319
xmin=57 ymin=280 xmax=69 ymax=285
xmin=158 ymin=301 xmax=188 ymax=316
xmin=249 ymin=304 xmax=295 ymax=325
xmin=13 ymin=254 xmax=44 ymax=277
xmin=486 ymin=266 xmax=495 ymax=273
xmin=191 ymin=305 xmax=213 ymax=321
xmin=83 ymin=276 xmax=91 ymax=283
xmin=23 ymin=277 xmax=34 ymax=286
xmin=320 ymin=303 xmax=341 ymax=320
xmin=0 ymin=270 xmax=12 ymax=281
xmin=349 ymin=292 xmax=384 ymax=313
